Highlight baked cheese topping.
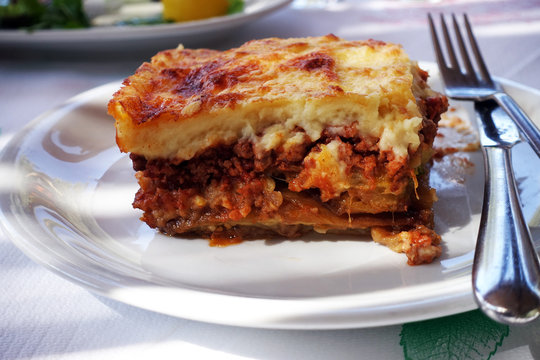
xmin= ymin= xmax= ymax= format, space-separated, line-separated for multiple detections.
xmin=109 ymin=35 xmax=429 ymax=161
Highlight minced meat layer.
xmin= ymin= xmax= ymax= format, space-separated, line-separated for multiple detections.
xmin=131 ymin=129 xmax=436 ymax=231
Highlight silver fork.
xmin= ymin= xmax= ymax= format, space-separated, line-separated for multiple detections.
xmin=428 ymin=13 xmax=540 ymax=158
xmin=429 ymin=13 xmax=540 ymax=324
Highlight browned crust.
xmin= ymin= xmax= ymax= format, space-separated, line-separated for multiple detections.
xmin=109 ymin=35 xmax=356 ymax=128
xmin=108 ymin=36 xmax=405 ymax=144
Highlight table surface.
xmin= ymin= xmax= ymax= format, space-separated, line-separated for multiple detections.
xmin=2 ymin=1 xmax=540 ymax=359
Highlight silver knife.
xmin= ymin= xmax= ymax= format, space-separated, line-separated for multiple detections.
xmin=472 ymin=99 xmax=540 ymax=324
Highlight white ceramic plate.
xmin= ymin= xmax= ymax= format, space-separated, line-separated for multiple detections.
xmin=0 ymin=0 xmax=291 ymax=50
xmin=1 ymin=64 xmax=539 ymax=329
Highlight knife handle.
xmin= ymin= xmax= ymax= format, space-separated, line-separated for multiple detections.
xmin=493 ymin=92 xmax=540 ymax=158
xmin=472 ymin=145 xmax=540 ymax=324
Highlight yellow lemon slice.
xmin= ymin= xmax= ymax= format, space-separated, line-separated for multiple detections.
xmin=162 ymin=0 xmax=229 ymax=22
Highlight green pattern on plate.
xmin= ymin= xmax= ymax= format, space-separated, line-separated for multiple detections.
xmin=400 ymin=310 xmax=509 ymax=360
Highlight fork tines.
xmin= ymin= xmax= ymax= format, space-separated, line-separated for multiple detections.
xmin=428 ymin=13 xmax=493 ymax=86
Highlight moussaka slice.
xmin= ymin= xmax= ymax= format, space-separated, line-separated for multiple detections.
xmin=108 ymin=35 xmax=448 ymax=265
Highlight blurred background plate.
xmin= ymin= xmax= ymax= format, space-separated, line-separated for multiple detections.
xmin=0 ymin=0 xmax=291 ymax=54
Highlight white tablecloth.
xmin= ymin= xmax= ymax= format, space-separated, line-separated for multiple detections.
xmin=2 ymin=1 xmax=540 ymax=359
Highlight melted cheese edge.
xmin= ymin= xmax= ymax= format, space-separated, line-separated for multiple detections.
xmin=112 ymin=37 xmax=428 ymax=161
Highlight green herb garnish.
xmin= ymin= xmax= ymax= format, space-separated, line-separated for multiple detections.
xmin=0 ymin=0 xmax=44 ymax=28
xmin=228 ymin=0 xmax=244 ymax=14
xmin=33 ymin=0 xmax=90 ymax=29
xmin=1 ymin=0 xmax=89 ymax=29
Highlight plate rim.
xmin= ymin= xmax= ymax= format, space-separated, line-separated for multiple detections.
xmin=1 ymin=63 xmax=540 ymax=329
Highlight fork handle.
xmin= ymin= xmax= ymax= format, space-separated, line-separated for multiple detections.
xmin=472 ymin=145 xmax=540 ymax=324
xmin=493 ymin=92 xmax=540 ymax=158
